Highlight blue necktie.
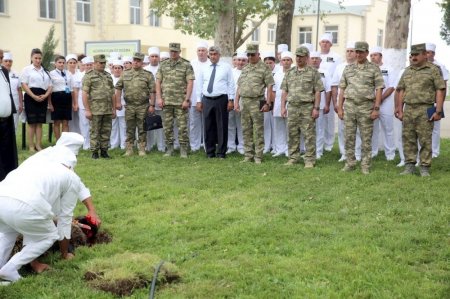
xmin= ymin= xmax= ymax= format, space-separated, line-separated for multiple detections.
xmin=207 ymin=64 xmax=216 ymax=93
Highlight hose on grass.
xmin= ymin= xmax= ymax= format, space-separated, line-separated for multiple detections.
xmin=149 ymin=260 xmax=165 ymax=299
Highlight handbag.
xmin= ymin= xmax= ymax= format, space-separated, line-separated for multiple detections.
xmin=143 ymin=112 xmax=163 ymax=131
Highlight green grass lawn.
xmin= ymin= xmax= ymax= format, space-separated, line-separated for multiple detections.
xmin=1 ymin=131 xmax=449 ymax=298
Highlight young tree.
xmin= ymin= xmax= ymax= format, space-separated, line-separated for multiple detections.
xmin=150 ymin=0 xmax=276 ymax=56
xmin=275 ymin=0 xmax=295 ymax=52
xmin=439 ymin=0 xmax=450 ymax=44
xmin=41 ymin=25 xmax=59 ymax=70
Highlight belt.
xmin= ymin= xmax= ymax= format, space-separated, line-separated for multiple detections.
xmin=53 ymin=91 xmax=66 ymax=94
xmin=204 ymin=94 xmax=226 ymax=100
xmin=406 ymin=102 xmax=433 ymax=106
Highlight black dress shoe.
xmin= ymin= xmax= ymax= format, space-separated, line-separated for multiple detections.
xmin=100 ymin=150 xmax=110 ymax=159
xmin=92 ymin=152 xmax=99 ymax=159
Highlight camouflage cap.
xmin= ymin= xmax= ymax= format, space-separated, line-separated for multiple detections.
xmin=410 ymin=43 xmax=426 ymax=54
xmin=169 ymin=42 xmax=181 ymax=52
xmin=246 ymin=44 xmax=259 ymax=54
xmin=355 ymin=41 xmax=369 ymax=52
xmin=295 ymin=46 xmax=310 ymax=57
xmin=94 ymin=54 xmax=107 ymax=63
xmin=133 ymin=52 xmax=145 ymax=60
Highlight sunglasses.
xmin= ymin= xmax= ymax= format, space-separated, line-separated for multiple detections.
xmin=247 ymin=53 xmax=256 ymax=57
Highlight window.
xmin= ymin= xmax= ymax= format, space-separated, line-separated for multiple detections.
xmin=298 ymin=27 xmax=312 ymax=44
xmin=0 ymin=0 xmax=6 ymax=14
xmin=40 ymin=0 xmax=56 ymax=19
xmin=377 ymin=29 xmax=384 ymax=47
xmin=130 ymin=0 xmax=141 ymax=25
xmin=324 ymin=25 xmax=338 ymax=44
xmin=267 ymin=23 xmax=276 ymax=44
xmin=148 ymin=9 xmax=160 ymax=27
xmin=76 ymin=0 xmax=91 ymax=23
xmin=251 ymin=21 xmax=259 ymax=43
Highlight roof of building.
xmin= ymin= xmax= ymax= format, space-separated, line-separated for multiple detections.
xmin=294 ymin=0 xmax=370 ymax=17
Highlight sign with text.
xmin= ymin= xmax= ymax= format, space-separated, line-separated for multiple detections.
xmin=85 ymin=40 xmax=141 ymax=58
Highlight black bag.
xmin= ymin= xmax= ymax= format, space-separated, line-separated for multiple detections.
xmin=143 ymin=113 xmax=163 ymax=131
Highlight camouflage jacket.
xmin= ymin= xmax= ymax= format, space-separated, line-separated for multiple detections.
xmin=281 ymin=66 xmax=324 ymax=106
xmin=115 ymin=68 xmax=155 ymax=106
xmin=156 ymin=58 xmax=195 ymax=105
xmin=238 ymin=60 xmax=274 ymax=98
xmin=82 ymin=69 xmax=114 ymax=115
xmin=397 ymin=62 xmax=446 ymax=105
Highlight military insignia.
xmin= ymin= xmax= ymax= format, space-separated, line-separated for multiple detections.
xmin=382 ymin=69 xmax=388 ymax=76
xmin=327 ymin=57 xmax=334 ymax=62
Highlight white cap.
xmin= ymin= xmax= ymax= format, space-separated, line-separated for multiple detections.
xmin=148 ymin=47 xmax=160 ymax=56
xmin=369 ymin=46 xmax=383 ymax=55
xmin=49 ymin=145 xmax=78 ymax=169
xmin=426 ymin=43 xmax=436 ymax=52
xmin=81 ymin=56 xmax=94 ymax=64
xmin=112 ymin=59 xmax=123 ymax=67
xmin=346 ymin=41 xmax=356 ymax=49
xmin=320 ymin=33 xmax=333 ymax=44
xmin=107 ymin=58 xmax=114 ymax=65
xmin=143 ymin=55 xmax=149 ymax=63
xmin=280 ymin=51 xmax=293 ymax=60
xmin=236 ymin=51 xmax=247 ymax=59
xmin=310 ymin=51 xmax=321 ymax=58
xmin=109 ymin=52 xmax=121 ymax=60
xmin=262 ymin=51 xmax=276 ymax=60
xmin=65 ymin=54 xmax=77 ymax=62
xmin=197 ymin=40 xmax=209 ymax=49
xmin=301 ymin=43 xmax=313 ymax=52
xmin=160 ymin=51 xmax=170 ymax=60
xmin=3 ymin=52 xmax=12 ymax=61
xmin=122 ymin=56 xmax=133 ymax=63
xmin=277 ymin=44 xmax=288 ymax=53
xmin=55 ymin=132 xmax=85 ymax=156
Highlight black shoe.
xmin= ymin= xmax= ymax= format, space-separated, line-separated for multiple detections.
xmin=92 ymin=152 xmax=99 ymax=159
xmin=100 ymin=150 xmax=110 ymax=159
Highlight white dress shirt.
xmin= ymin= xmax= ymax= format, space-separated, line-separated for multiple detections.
xmin=50 ymin=69 xmax=72 ymax=92
xmin=196 ymin=60 xmax=235 ymax=103
xmin=20 ymin=64 xmax=52 ymax=90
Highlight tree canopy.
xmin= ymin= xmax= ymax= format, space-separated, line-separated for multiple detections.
xmin=439 ymin=0 xmax=450 ymax=44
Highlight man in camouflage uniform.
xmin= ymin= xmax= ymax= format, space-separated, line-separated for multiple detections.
xmin=235 ymin=44 xmax=274 ymax=164
xmin=115 ymin=52 xmax=155 ymax=156
xmin=82 ymin=54 xmax=115 ymax=159
xmin=338 ymin=41 xmax=384 ymax=174
xmin=281 ymin=46 xmax=324 ymax=168
xmin=396 ymin=43 xmax=445 ymax=176
xmin=156 ymin=43 xmax=195 ymax=158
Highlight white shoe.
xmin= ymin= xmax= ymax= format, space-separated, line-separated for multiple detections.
xmin=263 ymin=149 xmax=270 ymax=154
xmin=371 ymin=153 xmax=378 ymax=158
xmin=226 ymin=149 xmax=235 ymax=154
xmin=272 ymin=152 xmax=283 ymax=157
xmin=0 ymin=281 xmax=11 ymax=286
xmin=238 ymin=149 xmax=244 ymax=155
xmin=386 ymin=156 xmax=395 ymax=161
xmin=324 ymin=147 xmax=332 ymax=152
xmin=432 ymin=154 xmax=438 ymax=158
xmin=316 ymin=154 xmax=322 ymax=160
xmin=396 ymin=160 xmax=405 ymax=167
xmin=338 ymin=155 xmax=346 ymax=162
xmin=356 ymin=156 xmax=361 ymax=162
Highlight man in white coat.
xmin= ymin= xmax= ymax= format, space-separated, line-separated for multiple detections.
xmin=0 ymin=133 xmax=99 ymax=283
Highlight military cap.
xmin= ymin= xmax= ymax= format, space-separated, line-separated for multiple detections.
xmin=355 ymin=41 xmax=369 ymax=52
xmin=295 ymin=46 xmax=309 ymax=56
xmin=169 ymin=42 xmax=181 ymax=52
xmin=246 ymin=44 xmax=259 ymax=54
xmin=94 ymin=54 xmax=107 ymax=62
xmin=133 ymin=52 xmax=145 ymax=60
xmin=410 ymin=43 xmax=426 ymax=54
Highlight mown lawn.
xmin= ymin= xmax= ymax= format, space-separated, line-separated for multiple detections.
xmin=1 ymin=133 xmax=449 ymax=298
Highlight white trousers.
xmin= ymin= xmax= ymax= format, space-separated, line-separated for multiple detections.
xmin=78 ymin=109 xmax=91 ymax=150
xmin=110 ymin=116 xmax=126 ymax=149
xmin=323 ymin=103 xmax=335 ymax=150
xmin=432 ymin=120 xmax=440 ymax=157
xmin=0 ymin=198 xmax=58 ymax=272
xmin=227 ymin=110 xmax=244 ymax=153
xmin=69 ymin=110 xmax=81 ymax=134
xmin=338 ymin=118 xmax=361 ymax=159
xmin=264 ymin=112 xmax=274 ymax=152
xmin=189 ymin=106 xmax=203 ymax=151
xmin=146 ymin=110 xmax=165 ymax=152
xmin=372 ymin=113 xmax=396 ymax=159
xmin=393 ymin=118 xmax=405 ymax=161
xmin=273 ymin=117 xmax=288 ymax=155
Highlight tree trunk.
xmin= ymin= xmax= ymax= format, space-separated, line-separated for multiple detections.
xmin=383 ymin=0 xmax=411 ymax=73
xmin=215 ymin=0 xmax=235 ymax=57
xmin=275 ymin=0 xmax=295 ymax=52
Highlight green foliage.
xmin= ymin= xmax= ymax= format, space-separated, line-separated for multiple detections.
xmin=440 ymin=0 xmax=450 ymax=44
xmin=41 ymin=25 xmax=59 ymax=70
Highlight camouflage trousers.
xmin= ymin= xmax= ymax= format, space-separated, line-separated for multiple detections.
xmin=90 ymin=114 xmax=112 ymax=152
xmin=241 ymin=97 xmax=264 ymax=160
xmin=126 ymin=104 xmax=148 ymax=144
xmin=287 ymin=103 xmax=316 ymax=164
xmin=403 ymin=104 xmax=434 ymax=167
xmin=344 ymin=100 xmax=374 ymax=169
xmin=163 ymin=105 xmax=188 ymax=147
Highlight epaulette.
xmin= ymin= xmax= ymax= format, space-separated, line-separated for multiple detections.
xmin=180 ymin=57 xmax=190 ymax=63
xmin=142 ymin=69 xmax=152 ymax=74
xmin=85 ymin=69 xmax=93 ymax=74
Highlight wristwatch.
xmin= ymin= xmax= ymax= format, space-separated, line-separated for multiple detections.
xmin=436 ymin=110 xmax=443 ymax=116
xmin=314 ymin=106 xmax=320 ymax=111
xmin=373 ymin=106 xmax=380 ymax=111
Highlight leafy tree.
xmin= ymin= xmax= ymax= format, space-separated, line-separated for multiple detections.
xmin=41 ymin=25 xmax=59 ymax=70
xmin=439 ymin=0 xmax=450 ymax=44
xmin=150 ymin=0 xmax=277 ymax=55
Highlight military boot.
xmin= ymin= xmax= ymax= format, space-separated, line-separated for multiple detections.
xmin=400 ymin=163 xmax=415 ymax=175
xmin=180 ymin=146 xmax=188 ymax=158
xmin=124 ymin=142 xmax=134 ymax=156
xmin=164 ymin=144 xmax=173 ymax=157
xmin=100 ymin=149 xmax=111 ymax=159
xmin=419 ymin=166 xmax=430 ymax=177
xmin=138 ymin=142 xmax=146 ymax=156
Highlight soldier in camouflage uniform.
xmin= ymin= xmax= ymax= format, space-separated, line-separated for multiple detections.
xmin=396 ymin=43 xmax=445 ymax=176
xmin=281 ymin=46 xmax=324 ymax=168
xmin=235 ymin=44 xmax=274 ymax=164
xmin=82 ymin=54 xmax=115 ymax=159
xmin=338 ymin=41 xmax=384 ymax=174
xmin=155 ymin=43 xmax=195 ymax=158
xmin=115 ymin=52 xmax=155 ymax=156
